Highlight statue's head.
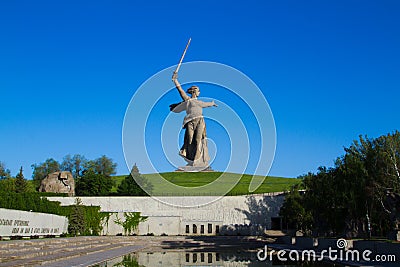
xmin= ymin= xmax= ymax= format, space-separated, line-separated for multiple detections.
xmin=187 ymin=86 xmax=200 ymax=97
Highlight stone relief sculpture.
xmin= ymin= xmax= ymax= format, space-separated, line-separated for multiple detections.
xmin=39 ymin=171 xmax=75 ymax=196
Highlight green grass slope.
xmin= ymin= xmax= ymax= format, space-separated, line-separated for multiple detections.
xmin=111 ymin=172 xmax=300 ymax=196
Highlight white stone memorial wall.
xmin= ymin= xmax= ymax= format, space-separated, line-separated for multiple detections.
xmin=0 ymin=208 xmax=68 ymax=237
xmin=48 ymin=193 xmax=285 ymax=236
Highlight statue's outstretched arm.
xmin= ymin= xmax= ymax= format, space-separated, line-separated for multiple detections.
xmin=172 ymin=73 xmax=189 ymax=101
xmin=200 ymin=100 xmax=218 ymax=108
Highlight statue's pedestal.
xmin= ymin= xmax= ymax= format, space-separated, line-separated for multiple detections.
xmin=176 ymin=166 xmax=213 ymax=172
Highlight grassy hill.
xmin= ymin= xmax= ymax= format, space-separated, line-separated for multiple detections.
xmin=111 ymin=172 xmax=301 ymax=196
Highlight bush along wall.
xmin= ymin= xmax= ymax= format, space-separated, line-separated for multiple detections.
xmin=0 ymin=192 xmax=108 ymax=236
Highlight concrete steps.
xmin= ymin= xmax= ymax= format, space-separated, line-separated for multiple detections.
xmin=0 ymin=236 xmax=141 ymax=267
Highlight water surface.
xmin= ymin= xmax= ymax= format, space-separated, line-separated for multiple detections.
xmin=95 ymin=250 xmax=339 ymax=267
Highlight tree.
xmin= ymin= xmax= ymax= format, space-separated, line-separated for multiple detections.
xmin=61 ymin=154 xmax=87 ymax=178
xmin=342 ymin=132 xmax=400 ymax=236
xmin=72 ymin=154 xmax=87 ymax=178
xmin=68 ymin=198 xmax=85 ymax=236
xmin=0 ymin=177 xmax=15 ymax=193
xmin=0 ymin=161 xmax=11 ymax=180
xmin=85 ymin=155 xmax=117 ymax=177
xmin=61 ymin=154 xmax=73 ymax=173
xmin=280 ymin=185 xmax=312 ymax=234
xmin=117 ymin=164 xmax=152 ymax=196
xmin=15 ymin=167 xmax=27 ymax=193
xmin=75 ymin=169 xmax=113 ymax=196
xmin=282 ymin=132 xmax=400 ymax=238
xmin=31 ymin=158 xmax=60 ymax=189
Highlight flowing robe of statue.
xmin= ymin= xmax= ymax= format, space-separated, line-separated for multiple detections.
xmin=171 ymin=97 xmax=215 ymax=166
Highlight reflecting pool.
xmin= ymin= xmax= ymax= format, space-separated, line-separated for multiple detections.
xmin=95 ymin=250 xmax=338 ymax=267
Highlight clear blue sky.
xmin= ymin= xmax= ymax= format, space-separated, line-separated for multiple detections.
xmin=1 ymin=0 xmax=399 ymax=178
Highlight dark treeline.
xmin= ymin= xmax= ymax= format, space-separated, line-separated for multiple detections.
xmin=0 ymin=154 xmax=117 ymax=189
xmin=280 ymin=131 xmax=400 ymax=238
xmin=0 ymin=165 xmax=34 ymax=193
xmin=0 ymin=155 xmax=151 ymax=197
xmin=31 ymin=154 xmax=117 ymax=190
xmin=0 ymin=156 xmax=151 ymax=236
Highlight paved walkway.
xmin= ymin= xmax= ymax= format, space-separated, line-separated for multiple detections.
xmin=0 ymin=236 xmax=266 ymax=267
xmin=0 ymin=236 xmax=147 ymax=267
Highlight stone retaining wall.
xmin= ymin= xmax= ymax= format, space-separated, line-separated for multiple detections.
xmin=48 ymin=194 xmax=285 ymax=236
